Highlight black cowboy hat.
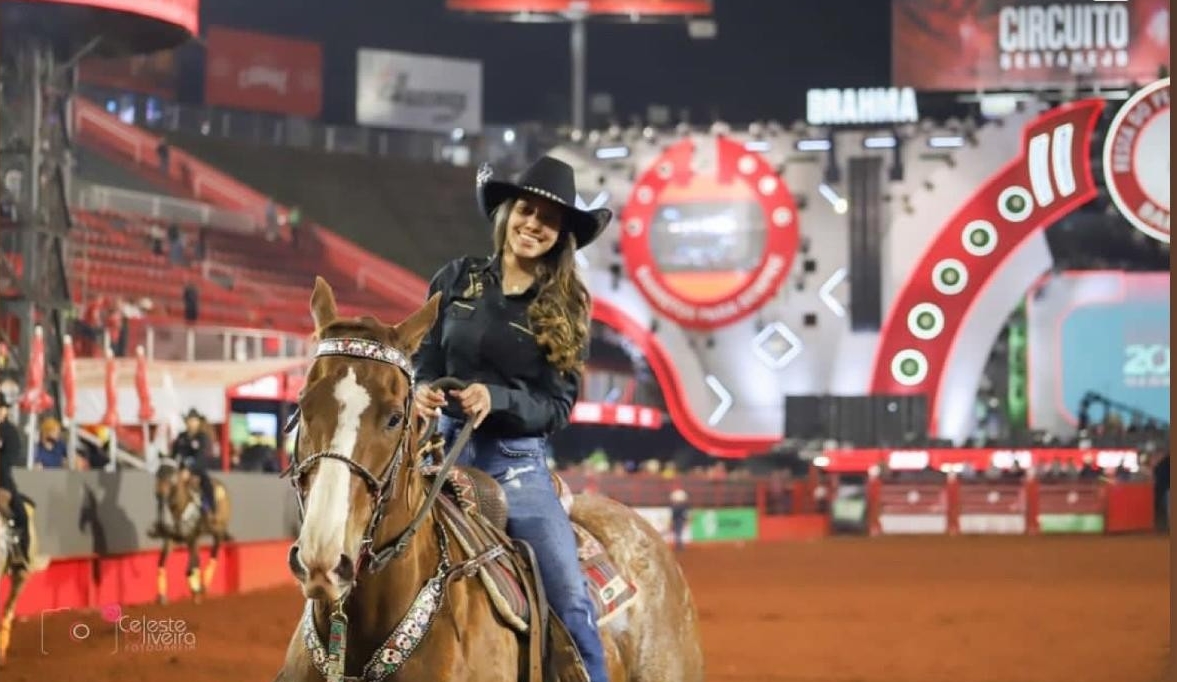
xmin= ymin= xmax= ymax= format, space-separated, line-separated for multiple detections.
xmin=477 ymin=156 xmax=612 ymax=249
xmin=183 ymin=408 xmax=204 ymax=421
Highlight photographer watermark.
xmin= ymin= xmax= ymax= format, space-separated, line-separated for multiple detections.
xmin=40 ymin=603 xmax=197 ymax=654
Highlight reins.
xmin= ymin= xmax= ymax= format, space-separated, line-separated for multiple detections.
xmin=282 ymin=371 xmax=475 ymax=576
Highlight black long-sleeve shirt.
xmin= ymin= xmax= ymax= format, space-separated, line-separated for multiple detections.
xmin=414 ymin=255 xmax=582 ymax=438
xmin=0 ymin=419 xmax=24 ymax=491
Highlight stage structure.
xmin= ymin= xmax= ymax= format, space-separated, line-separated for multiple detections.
xmin=445 ymin=1 xmax=714 ymax=130
xmin=540 ymin=84 xmax=1159 ymax=457
xmin=0 ymin=0 xmax=198 ymax=412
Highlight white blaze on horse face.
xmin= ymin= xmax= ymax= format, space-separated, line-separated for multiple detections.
xmin=297 ymin=367 xmax=371 ymax=573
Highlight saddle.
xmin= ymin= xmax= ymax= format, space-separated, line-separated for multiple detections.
xmin=423 ymin=464 xmax=640 ymax=682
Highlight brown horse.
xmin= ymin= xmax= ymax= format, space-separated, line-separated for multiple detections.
xmin=0 ymin=489 xmax=47 ymax=667
xmin=154 ymin=463 xmax=232 ymax=604
xmin=274 ymin=277 xmax=703 ymax=682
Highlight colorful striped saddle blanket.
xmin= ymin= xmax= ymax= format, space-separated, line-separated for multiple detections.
xmin=429 ymin=468 xmax=640 ymax=633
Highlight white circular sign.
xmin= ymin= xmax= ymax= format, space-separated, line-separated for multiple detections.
xmin=1102 ymin=78 xmax=1170 ymax=243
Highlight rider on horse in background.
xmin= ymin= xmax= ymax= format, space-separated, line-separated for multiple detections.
xmin=0 ymin=395 xmax=32 ymax=566
xmin=155 ymin=408 xmax=217 ymax=532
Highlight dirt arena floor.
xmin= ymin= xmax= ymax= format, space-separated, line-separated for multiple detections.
xmin=3 ymin=534 xmax=1169 ymax=682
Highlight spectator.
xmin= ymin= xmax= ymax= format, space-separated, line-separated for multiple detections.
xmin=106 ymin=301 xmax=126 ymax=357
xmin=195 ymin=225 xmax=208 ymax=261
xmin=288 ymin=205 xmax=302 ymax=250
xmin=183 ymin=282 xmax=199 ymax=323
xmin=236 ymin=431 xmax=278 ymax=473
xmin=1154 ymin=452 xmax=1169 ymax=533
xmin=669 ymin=488 xmax=690 ymax=552
xmin=167 ymin=222 xmax=184 ymax=265
xmin=264 ymin=201 xmax=279 ymax=242
xmin=33 ymin=417 xmax=67 ymax=468
xmin=156 ymin=140 xmax=170 ymax=174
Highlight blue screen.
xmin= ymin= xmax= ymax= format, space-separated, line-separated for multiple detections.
xmin=1059 ymin=300 xmax=1169 ymax=423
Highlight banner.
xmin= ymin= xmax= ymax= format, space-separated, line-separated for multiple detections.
xmin=892 ymin=0 xmax=1171 ymax=91
xmin=204 ymin=26 xmax=323 ymax=118
xmin=822 ymin=447 xmax=1141 ymax=473
xmin=79 ymin=50 xmax=178 ymax=98
xmin=689 ymin=507 xmax=758 ymax=542
xmin=355 ymin=49 xmax=482 ymax=134
xmin=446 ymin=0 xmax=711 ymax=15
xmin=1037 ymin=514 xmax=1105 ymax=533
xmin=1027 ymin=271 xmax=1169 ymax=435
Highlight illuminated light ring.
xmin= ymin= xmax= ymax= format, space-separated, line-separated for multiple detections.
xmin=961 ymin=220 xmax=998 ymax=257
xmin=890 ymin=349 xmax=929 ymax=387
xmin=931 ymin=259 xmax=969 ymax=295
xmin=619 ymin=135 xmax=801 ymax=331
xmin=907 ymin=303 xmax=945 ymax=340
xmin=997 ymin=186 xmax=1035 ymax=222
xmin=868 ymin=100 xmax=1106 ymax=436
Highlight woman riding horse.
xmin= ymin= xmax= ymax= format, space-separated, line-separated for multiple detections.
xmin=412 ymin=156 xmax=611 ymax=682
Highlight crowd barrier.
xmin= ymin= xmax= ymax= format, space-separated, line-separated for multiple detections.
xmin=2 ymin=469 xmax=1154 ymax=617
xmin=865 ymin=475 xmax=1155 ymax=536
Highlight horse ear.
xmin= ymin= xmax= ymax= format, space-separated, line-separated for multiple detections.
xmin=395 ymin=292 xmax=442 ymax=356
xmin=310 ymin=276 xmax=339 ymax=330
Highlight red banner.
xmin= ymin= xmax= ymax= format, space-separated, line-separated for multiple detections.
xmin=79 ymin=50 xmax=178 ymax=98
xmin=892 ymin=0 xmax=1171 ymax=91
xmin=447 ymin=0 xmax=710 ymax=15
xmin=822 ymin=447 xmax=1141 ymax=473
xmin=204 ymin=26 xmax=323 ymax=118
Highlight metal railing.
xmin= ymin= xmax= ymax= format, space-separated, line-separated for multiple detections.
xmin=80 ymin=84 xmax=540 ymax=171
xmin=136 ymin=321 xmax=309 ymax=362
xmin=72 ymin=182 xmax=257 ymax=232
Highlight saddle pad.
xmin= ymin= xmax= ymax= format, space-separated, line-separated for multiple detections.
xmin=436 ymin=482 xmax=640 ymax=632
xmin=572 ymin=524 xmax=640 ymax=627
xmin=436 ymin=494 xmax=532 ymax=633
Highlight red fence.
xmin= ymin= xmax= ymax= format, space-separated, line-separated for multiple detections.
xmin=866 ymin=475 xmax=1154 ymax=536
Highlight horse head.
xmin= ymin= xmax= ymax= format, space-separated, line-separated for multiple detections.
xmin=286 ymin=277 xmax=440 ymax=603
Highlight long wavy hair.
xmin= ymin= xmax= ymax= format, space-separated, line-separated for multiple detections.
xmin=492 ymin=199 xmax=591 ymax=374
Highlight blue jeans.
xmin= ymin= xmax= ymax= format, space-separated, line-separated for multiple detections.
xmin=440 ymin=416 xmax=608 ymax=682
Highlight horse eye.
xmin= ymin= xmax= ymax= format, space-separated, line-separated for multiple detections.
xmin=386 ymin=413 xmax=404 ymax=430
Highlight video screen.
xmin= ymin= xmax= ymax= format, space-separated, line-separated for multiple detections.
xmin=647 ymin=200 xmax=766 ymax=273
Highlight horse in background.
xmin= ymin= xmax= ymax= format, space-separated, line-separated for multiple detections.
xmin=274 ymin=277 xmax=704 ymax=682
xmin=153 ymin=461 xmax=232 ymax=604
xmin=0 ymin=489 xmax=48 ymax=667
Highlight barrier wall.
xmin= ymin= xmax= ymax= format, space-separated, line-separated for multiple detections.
xmin=2 ymin=469 xmax=301 ymax=617
xmin=10 ymin=469 xmax=301 ymax=557
xmin=865 ymin=475 xmax=1154 ymax=536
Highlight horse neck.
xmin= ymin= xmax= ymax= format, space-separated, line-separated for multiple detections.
xmin=315 ymin=462 xmax=443 ymax=660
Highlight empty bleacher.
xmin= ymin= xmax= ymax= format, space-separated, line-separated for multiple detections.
xmin=160 ymin=131 xmax=490 ymax=280
xmin=69 ymin=210 xmax=397 ymax=336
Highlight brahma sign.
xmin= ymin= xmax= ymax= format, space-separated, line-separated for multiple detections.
xmin=620 ymin=137 xmax=799 ymax=331
xmin=893 ymin=0 xmax=1170 ymax=91
xmin=204 ymin=26 xmax=323 ymax=118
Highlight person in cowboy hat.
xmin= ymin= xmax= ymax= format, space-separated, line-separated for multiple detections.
xmin=152 ymin=407 xmax=216 ymax=535
xmin=412 ymin=155 xmax=611 ymax=682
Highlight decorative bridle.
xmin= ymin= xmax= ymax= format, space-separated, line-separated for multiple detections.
xmin=282 ymin=336 xmax=475 ymax=576
xmin=283 ymin=335 xmax=486 ymax=682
